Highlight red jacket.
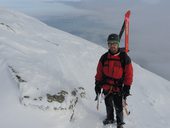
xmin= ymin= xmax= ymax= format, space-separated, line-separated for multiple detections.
xmin=95 ymin=50 xmax=133 ymax=92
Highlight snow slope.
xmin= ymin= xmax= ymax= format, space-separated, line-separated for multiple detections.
xmin=0 ymin=8 xmax=170 ymax=128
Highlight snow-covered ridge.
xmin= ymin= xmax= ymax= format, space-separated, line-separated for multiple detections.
xmin=0 ymin=7 xmax=170 ymax=128
xmin=0 ymin=7 xmax=104 ymax=110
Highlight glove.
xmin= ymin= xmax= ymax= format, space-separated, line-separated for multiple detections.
xmin=95 ymin=80 xmax=102 ymax=95
xmin=122 ymin=85 xmax=130 ymax=99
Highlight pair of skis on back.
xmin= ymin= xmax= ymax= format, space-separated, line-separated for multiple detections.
xmin=96 ymin=10 xmax=131 ymax=116
xmin=119 ymin=10 xmax=131 ymax=53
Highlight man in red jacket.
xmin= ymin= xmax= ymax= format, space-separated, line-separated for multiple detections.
xmin=95 ymin=33 xmax=133 ymax=128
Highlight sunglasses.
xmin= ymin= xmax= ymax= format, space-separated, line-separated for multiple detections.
xmin=108 ymin=41 xmax=119 ymax=45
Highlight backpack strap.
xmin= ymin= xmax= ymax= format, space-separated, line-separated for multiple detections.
xmin=119 ymin=51 xmax=126 ymax=70
xmin=119 ymin=51 xmax=131 ymax=69
xmin=119 ymin=51 xmax=132 ymax=82
xmin=100 ymin=52 xmax=108 ymax=66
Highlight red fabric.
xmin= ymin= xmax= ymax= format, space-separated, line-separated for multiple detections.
xmin=124 ymin=63 xmax=133 ymax=86
xmin=95 ymin=52 xmax=133 ymax=92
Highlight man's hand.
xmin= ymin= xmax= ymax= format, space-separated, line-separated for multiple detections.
xmin=122 ymin=85 xmax=130 ymax=99
xmin=95 ymin=81 xmax=102 ymax=95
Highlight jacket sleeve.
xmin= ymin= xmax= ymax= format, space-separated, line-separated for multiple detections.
xmin=95 ymin=58 xmax=103 ymax=82
xmin=123 ymin=55 xmax=133 ymax=86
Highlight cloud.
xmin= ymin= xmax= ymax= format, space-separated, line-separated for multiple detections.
xmin=0 ymin=0 xmax=87 ymax=17
xmin=141 ymin=0 xmax=161 ymax=4
xmin=44 ymin=0 xmax=82 ymax=1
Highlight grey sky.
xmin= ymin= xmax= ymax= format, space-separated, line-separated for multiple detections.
xmin=1 ymin=0 xmax=170 ymax=81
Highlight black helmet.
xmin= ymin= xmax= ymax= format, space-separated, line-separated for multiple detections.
xmin=107 ymin=33 xmax=120 ymax=43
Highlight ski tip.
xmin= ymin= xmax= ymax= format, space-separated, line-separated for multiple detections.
xmin=125 ymin=10 xmax=131 ymax=17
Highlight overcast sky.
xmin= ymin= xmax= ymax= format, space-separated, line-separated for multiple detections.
xmin=1 ymin=0 xmax=170 ymax=81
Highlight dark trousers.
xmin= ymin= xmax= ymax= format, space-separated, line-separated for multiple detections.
xmin=104 ymin=93 xmax=124 ymax=124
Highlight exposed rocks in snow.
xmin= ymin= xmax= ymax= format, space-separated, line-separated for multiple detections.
xmin=8 ymin=65 xmax=86 ymax=111
xmin=0 ymin=22 xmax=15 ymax=32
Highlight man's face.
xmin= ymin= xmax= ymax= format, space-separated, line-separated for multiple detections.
xmin=108 ymin=41 xmax=119 ymax=54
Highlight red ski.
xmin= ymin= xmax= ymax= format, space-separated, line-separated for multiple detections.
xmin=119 ymin=10 xmax=131 ymax=53
xmin=125 ymin=10 xmax=131 ymax=53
